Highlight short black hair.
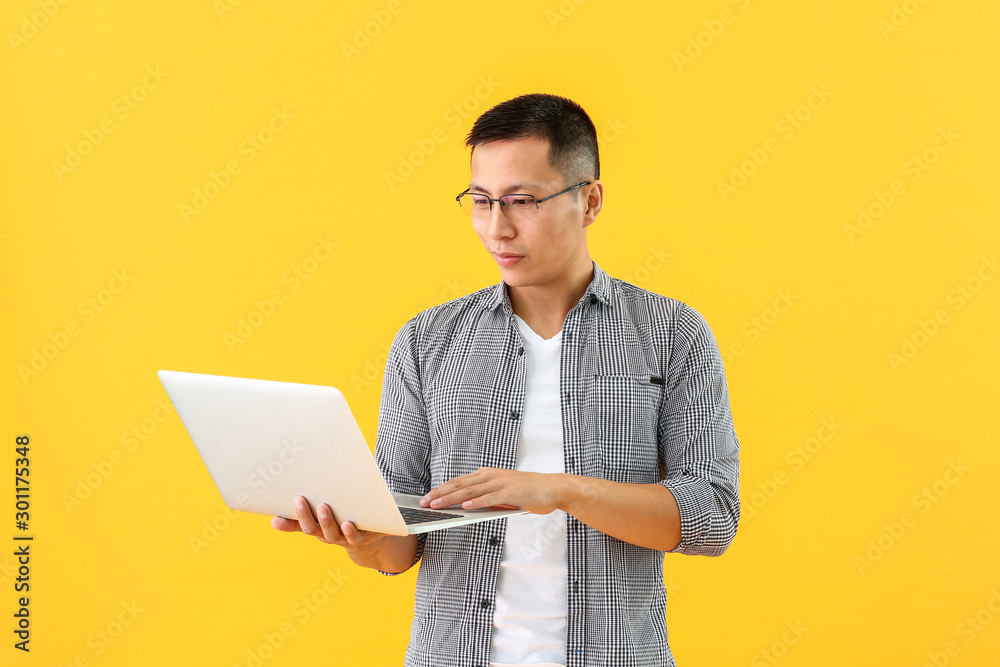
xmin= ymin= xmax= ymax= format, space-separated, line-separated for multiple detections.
xmin=464 ymin=93 xmax=599 ymax=185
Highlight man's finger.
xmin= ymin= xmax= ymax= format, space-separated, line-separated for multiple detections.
xmin=461 ymin=491 xmax=506 ymax=510
xmin=315 ymin=503 xmax=346 ymax=543
xmin=294 ymin=496 xmax=329 ymax=542
xmin=430 ymin=482 xmax=496 ymax=509
xmin=340 ymin=521 xmax=366 ymax=546
xmin=421 ymin=470 xmax=483 ymax=506
xmin=271 ymin=516 xmax=302 ymax=532
xmin=423 ymin=482 xmax=471 ymax=507
xmin=421 ymin=483 xmax=454 ymax=506
xmin=294 ymin=496 xmax=317 ymax=528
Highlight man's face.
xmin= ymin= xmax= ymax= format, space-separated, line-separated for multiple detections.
xmin=467 ymin=136 xmax=598 ymax=290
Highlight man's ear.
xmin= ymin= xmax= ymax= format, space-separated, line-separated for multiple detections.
xmin=582 ymin=180 xmax=603 ymax=229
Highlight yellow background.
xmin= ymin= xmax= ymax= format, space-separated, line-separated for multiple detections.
xmin=2 ymin=0 xmax=998 ymax=665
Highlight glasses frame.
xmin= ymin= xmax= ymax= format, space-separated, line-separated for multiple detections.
xmin=455 ymin=180 xmax=592 ymax=218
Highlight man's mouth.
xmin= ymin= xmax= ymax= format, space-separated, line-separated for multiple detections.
xmin=493 ymin=252 xmax=525 ymax=266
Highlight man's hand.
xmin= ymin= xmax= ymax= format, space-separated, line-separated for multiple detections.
xmin=420 ymin=468 xmax=683 ymax=551
xmin=270 ymin=495 xmax=416 ymax=572
xmin=419 ymin=467 xmax=570 ymax=514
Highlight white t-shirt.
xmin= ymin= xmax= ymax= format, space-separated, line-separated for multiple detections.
xmin=488 ymin=313 xmax=569 ymax=667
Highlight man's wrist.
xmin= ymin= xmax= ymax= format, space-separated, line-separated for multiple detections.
xmin=557 ymin=472 xmax=596 ymax=517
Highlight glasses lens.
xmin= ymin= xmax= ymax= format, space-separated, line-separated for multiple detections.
xmin=459 ymin=193 xmax=491 ymax=217
xmin=499 ymin=195 xmax=538 ymax=220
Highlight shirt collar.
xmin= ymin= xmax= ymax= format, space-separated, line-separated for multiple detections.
xmin=487 ymin=260 xmax=612 ymax=314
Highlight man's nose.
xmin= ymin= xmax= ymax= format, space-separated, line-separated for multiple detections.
xmin=486 ymin=201 xmax=513 ymax=238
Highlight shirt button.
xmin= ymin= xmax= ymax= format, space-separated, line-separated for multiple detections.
xmin=480 ymin=598 xmax=491 ymax=608
xmin=590 ymin=294 xmax=598 ymax=305
xmin=509 ymin=410 xmax=519 ymax=420
xmin=488 ymin=536 xmax=500 ymax=546
xmin=518 ymin=346 xmax=524 ymax=355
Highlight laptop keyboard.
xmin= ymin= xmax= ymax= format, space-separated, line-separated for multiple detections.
xmin=399 ymin=506 xmax=464 ymax=525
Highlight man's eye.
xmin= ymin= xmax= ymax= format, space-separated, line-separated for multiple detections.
xmin=508 ymin=197 xmax=533 ymax=208
xmin=470 ymin=196 xmax=490 ymax=207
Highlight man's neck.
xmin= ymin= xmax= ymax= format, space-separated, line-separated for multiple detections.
xmin=508 ymin=259 xmax=594 ymax=340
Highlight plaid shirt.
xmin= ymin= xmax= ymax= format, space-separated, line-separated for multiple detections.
xmin=374 ymin=261 xmax=741 ymax=667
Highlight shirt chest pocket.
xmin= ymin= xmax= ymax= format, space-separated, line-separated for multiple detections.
xmin=587 ymin=373 xmax=663 ymax=484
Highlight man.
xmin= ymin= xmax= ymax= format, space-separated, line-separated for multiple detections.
xmin=272 ymin=93 xmax=741 ymax=666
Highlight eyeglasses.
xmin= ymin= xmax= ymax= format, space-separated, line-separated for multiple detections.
xmin=455 ymin=181 xmax=591 ymax=220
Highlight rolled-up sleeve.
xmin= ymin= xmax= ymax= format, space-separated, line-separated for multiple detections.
xmin=658 ymin=305 xmax=741 ymax=556
xmin=373 ymin=316 xmax=432 ymax=575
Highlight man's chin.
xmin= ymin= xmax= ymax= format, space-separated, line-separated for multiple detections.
xmin=497 ymin=264 xmax=528 ymax=286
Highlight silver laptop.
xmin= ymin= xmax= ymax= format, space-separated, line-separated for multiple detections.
xmin=157 ymin=370 xmax=527 ymax=535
